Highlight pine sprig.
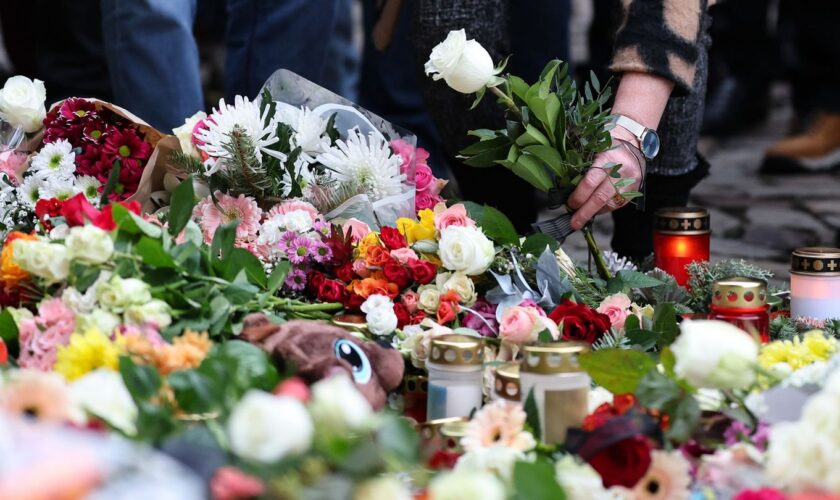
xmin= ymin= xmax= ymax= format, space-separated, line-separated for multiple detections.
xmin=219 ymin=126 xmax=274 ymax=198
xmin=686 ymin=259 xmax=775 ymax=313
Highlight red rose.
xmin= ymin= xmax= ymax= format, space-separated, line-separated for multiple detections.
xmin=586 ymin=435 xmax=653 ymax=488
xmin=335 ymin=262 xmax=355 ymax=283
xmin=307 ymin=271 xmax=326 ymax=294
xmin=383 ymin=260 xmax=411 ymax=289
xmin=344 ymin=292 xmax=366 ymax=311
xmin=548 ymin=300 xmax=611 ymax=344
xmin=394 ymin=302 xmax=411 ymax=328
xmin=60 ymin=193 xmax=141 ymax=230
xmin=407 ymin=258 xmax=436 ymax=285
xmin=379 ymin=226 xmax=407 ymax=250
xmin=0 ymin=338 xmax=7 ymax=365
xmin=35 ymin=198 xmax=64 ymax=230
xmin=366 ymin=245 xmax=392 ymax=267
xmin=318 ymin=279 xmax=347 ymax=303
xmin=410 ymin=310 xmax=426 ymax=325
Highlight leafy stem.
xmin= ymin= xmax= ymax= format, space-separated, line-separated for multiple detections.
xmin=488 ymin=85 xmax=523 ymax=121
xmin=582 ymin=225 xmax=612 ymax=281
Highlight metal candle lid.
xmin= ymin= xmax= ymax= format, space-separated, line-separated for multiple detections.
xmin=521 ymin=342 xmax=589 ymax=374
xmin=712 ymin=276 xmax=768 ymax=308
xmin=429 ymin=334 xmax=484 ymax=366
xmin=791 ymin=247 xmax=840 ymax=276
xmin=494 ymin=362 xmax=521 ymax=401
xmin=439 ymin=420 xmax=469 ymax=453
xmin=654 ymin=207 xmax=710 ymax=235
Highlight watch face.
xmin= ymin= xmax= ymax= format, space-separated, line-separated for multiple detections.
xmin=641 ymin=130 xmax=660 ymax=159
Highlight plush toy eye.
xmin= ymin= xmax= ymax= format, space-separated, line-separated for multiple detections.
xmin=334 ymin=339 xmax=372 ymax=384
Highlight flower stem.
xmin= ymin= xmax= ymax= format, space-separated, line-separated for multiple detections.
xmin=582 ymin=225 xmax=612 ymax=281
xmin=488 ymin=85 xmax=523 ymax=121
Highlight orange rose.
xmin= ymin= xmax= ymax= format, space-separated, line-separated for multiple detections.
xmin=0 ymin=232 xmax=36 ymax=289
xmin=366 ymin=245 xmax=391 ymax=267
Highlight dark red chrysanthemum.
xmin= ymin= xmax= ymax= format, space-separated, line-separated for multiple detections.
xmin=102 ymin=128 xmax=152 ymax=170
xmin=58 ymin=98 xmax=98 ymax=123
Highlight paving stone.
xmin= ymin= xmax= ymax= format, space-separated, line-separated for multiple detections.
xmin=706 ymin=207 xmax=742 ymax=238
xmin=710 ymin=237 xmax=783 ymax=261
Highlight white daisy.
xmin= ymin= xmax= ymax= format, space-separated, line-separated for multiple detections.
xmin=276 ymin=105 xmax=331 ymax=159
xmin=18 ymin=175 xmax=44 ymax=207
xmin=30 ymin=139 xmax=76 ymax=178
xmin=76 ymin=175 xmax=102 ymax=203
xmin=195 ymin=95 xmax=281 ymax=174
xmin=39 ymin=175 xmax=78 ymax=201
xmin=316 ymin=129 xmax=405 ymax=201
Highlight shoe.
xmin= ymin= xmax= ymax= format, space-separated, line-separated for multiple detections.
xmin=760 ymin=113 xmax=840 ymax=174
xmin=702 ymin=76 xmax=769 ymax=137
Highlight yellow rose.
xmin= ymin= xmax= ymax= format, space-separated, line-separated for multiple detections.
xmin=397 ymin=218 xmax=418 ymax=243
xmin=418 ymin=209 xmax=435 ymax=229
xmin=412 ymin=225 xmax=436 ymax=242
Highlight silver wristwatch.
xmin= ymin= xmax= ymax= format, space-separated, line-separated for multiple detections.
xmin=613 ymin=114 xmax=660 ymax=160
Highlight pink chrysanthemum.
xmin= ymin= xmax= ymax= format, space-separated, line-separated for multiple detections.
xmin=284 ymin=268 xmax=307 ymax=291
xmin=277 ymin=231 xmax=298 ymax=253
xmin=194 ymin=192 xmax=263 ymax=244
xmin=311 ymin=240 xmax=333 ymax=264
xmin=461 ymin=399 xmax=536 ymax=452
xmin=18 ymin=298 xmax=76 ymax=371
xmin=287 ymin=235 xmax=314 ymax=265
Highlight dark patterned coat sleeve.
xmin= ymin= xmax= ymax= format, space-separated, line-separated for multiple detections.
xmin=610 ymin=0 xmax=708 ymax=95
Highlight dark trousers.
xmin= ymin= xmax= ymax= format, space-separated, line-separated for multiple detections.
xmin=783 ymin=0 xmax=840 ymax=114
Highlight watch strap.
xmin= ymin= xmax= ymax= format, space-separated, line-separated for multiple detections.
xmin=613 ymin=114 xmax=647 ymax=141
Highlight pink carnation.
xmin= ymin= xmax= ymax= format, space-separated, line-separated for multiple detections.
xmin=434 ymin=203 xmax=476 ymax=232
xmin=267 ymin=200 xmax=321 ymax=222
xmin=0 ymin=150 xmax=27 ymax=184
xmin=597 ymin=293 xmax=633 ymax=330
xmin=194 ymin=192 xmax=263 ymax=244
xmin=18 ymin=299 xmax=75 ymax=371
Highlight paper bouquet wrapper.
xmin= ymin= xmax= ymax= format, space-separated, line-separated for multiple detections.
xmin=19 ymin=98 xmax=178 ymax=213
xmin=260 ymin=69 xmax=418 ymax=229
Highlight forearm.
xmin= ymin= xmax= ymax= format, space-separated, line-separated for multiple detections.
xmin=611 ymin=72 xmax=674 ymax=132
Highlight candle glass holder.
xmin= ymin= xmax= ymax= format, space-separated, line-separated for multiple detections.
xmin=426 ymin=334 xmax=484 ymax=421
xmin=653 ymin=207 xmax=711 ymax=287
xmin=710 ymin=277 xmax=770 ymax=343
xmin=790 ymin=247 xmax=840 ymax=321
xmin=492 ymin=362 xmax=521 ymax=403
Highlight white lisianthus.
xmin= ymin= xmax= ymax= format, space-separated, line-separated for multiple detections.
xmin=65 ymin=225 xmax=114 ymax=264
xmin=361 ymin=294 xmax=398 ymax=336
xmin=96 ymin=276 xmax=152 ymax=313
xmin=75 ymin=308 xmax=121 ymax=336
xmin=428 ymin=469 xmax=506 ymax=500
xmin=353 ymin=476 xmax=412 ymax=500
xmin=12 ymin=238 xmax=70 ymax=282
xmin=0 ymin=75 xmax=47 ymax=133
xmin=425 ymin=29 xmax=500 ymax=94
xmin=173 ymin=111 xmax=207 ymax=159
xmin=438 ymin=225 xmax=495 ymax=276
xmin=228 ymin=390 xmax=313 ymax=463
xmin=309 ymin=373 xmax=373 ymax=433
xmin=437 ymin=271 xmax=477 ymax=306
xmin=671 ymin=320 xmax=759 ymax=390
xmin=124 ymin=299 xmax=172 ymax=329
xmin=71 ymin=369 xmax=138 ymax=435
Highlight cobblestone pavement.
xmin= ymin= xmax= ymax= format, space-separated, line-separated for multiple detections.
xmin=559 ymin=87 xmax=838 ymax=285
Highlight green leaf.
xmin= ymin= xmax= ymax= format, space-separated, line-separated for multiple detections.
xmin=210 ymin=221 xmax=238 ymax=262
xmin=624 ymin=329 xmax=659 ymax=351
xmin=509 ymin=153 xmax=554 ymax=191
xmin=135 ymin=237 xmax=176 ymax=268
xmin=524 ymin=388 xmax=542 ymax=440
xmin=635 ymin=369 xmax=681 ymax=409
xmin=0 ymin=309 xmax=18 ymax=341
xmin=653 ymin=303 xmax=679 ymax=347
xmin=168 ymin=175 xmax=195 ymax=236
xmin=222 ymin=248 xmax=267 ymax=287
xmin=460 ymin=136 xmax=510 ymax=156
xmin=507 ymin=75 xmax=529 ymax=102
xmin=111 ymin=204 xmax=163 ymax=238
xmin=661 ymin=347 xmax=676 ymax=377
xmin=537 ymin=60 xmax=562 ymax=98
xmin=469 ymin=86 xmax=486 ymax=110
xmin=523 ymin=145 xmax=565 ymax=177
xmin=618 ymin=270 xmax=664 ymax=289
xmin=168 ymin=370 xmax=223 ymax=414
xmin=578 ymin=349 xmax=656 ymax=394
xmin=70 ymin=262 xmax=101 ymax=293
xmin=520 ymin=233 xmax=559 ymax=255
xmin=119 ymin=356 xmax=162 ymax=401
xmin=515 ymin=124 xmax=551 ymax=147
xmin=512 ymin=459 xmax=566 ymax=500
xmin=664 ymin=396 xmax=701 ymax=443
xmin=461 ymin=144 xmax=511 ymax=167
xmin=538 ymin=329 xmax=554 ymax=343
xmin=461 ymin=201 xmax=485 ymax=223
xmin=100 ymin=159 xmax=122 ymax=206
xmin=268 ymin=260 xmax=291 ymax=295
xmin=377 ymin=416 xmax=420 ymax=463
xmin=480 ymin=205 xmax=519 ymax=246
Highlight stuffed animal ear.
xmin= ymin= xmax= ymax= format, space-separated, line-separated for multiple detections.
xmin=363 ymin=343 xmax=405 ymax=392
xmin=240 ymin=313 xmax=280 ymax=343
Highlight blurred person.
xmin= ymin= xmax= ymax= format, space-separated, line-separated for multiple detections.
xmin=100 ymin=0 xmax=352 ymax=131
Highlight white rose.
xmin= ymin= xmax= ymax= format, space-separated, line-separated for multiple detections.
xmin=65 ymin=225 xmax=114 ymax=264
xmin=437 ymin=271 xmax=477 ymax=306
xmin=428 ymin=469 xmax=505 ymax=500
xmin=0 ymin=75 xmax=47 ymax=133
xmin=124 ymin=299 xmax=172 ymax=329
xmin=172 ymin=111 xmax=207 ymax=159
xmin=61 ymin=286 xmax=97 ymax=315
xmin=417 ymin=284 xmax=442 ymax=314
xmin=228 ymin=390 xmax=313 ymax=463
xmin=71 ymin=369 xmax=138 ymax=435
xmin=671 ymin=320 xmax=758 ymax=390
xmin=309 ymin=374 xmax=373 ymax=433
xmin=455 ymin=446 xmax=525 ymax=484
xmin=75 ymin=309 xmax=121 ymax=335
xmin=12 ymin=238 xmax=69 ymax=282
xmin=555 ymin=456 xmax=621 ymax=500
xmin=96 ymin=276 xmax=152 ymax=313
xmin=424 ymin=30 xmax=498 ymax=94
xmin=353 ymin=477 xmax=412 ymax=500
xmin=361 ymin=295 xmax=398 ymax=336
xmin=438 ymin=226 xmax=495 ymax=276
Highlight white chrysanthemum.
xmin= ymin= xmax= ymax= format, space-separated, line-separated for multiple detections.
xmin=39 ymin=175 xmax=78 ymax=201
xmin=277 ymin=105 xmax=331 ymax=159
xmin=195 ymin=95 xmax=281 ymax=174
xmin=317 ymin=129 xmax=405 ymax=201
xmin=18 ymin=175 xmax=44 ymax=207
xmin=30 ymin=139 xmax=76 ymax=178
xmin=76 ymin=175 xmax=102 ymax=203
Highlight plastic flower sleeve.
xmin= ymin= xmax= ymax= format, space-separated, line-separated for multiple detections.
xmin=260 ymin=69 xmax=417 ymax=228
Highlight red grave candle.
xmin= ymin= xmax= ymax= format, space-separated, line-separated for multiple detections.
xmin=653 ymin=207 xmax=711 ymax=286
xmin=709 ymin=276 xmax=771 ymax=343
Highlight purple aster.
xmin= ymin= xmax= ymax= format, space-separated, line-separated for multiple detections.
xmin=287 ymin=235 xmax=314 ymax=265
xmin=284 ymin=268 xmax=307 ymax=291
xmin=311 ymin=240 xmax=333 ymax=264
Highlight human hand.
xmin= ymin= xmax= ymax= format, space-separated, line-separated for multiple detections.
xmin=567 ymin=128 xmax=645 ymax=230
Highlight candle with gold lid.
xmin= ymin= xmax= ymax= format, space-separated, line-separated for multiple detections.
xmin=790 ymin=247 xmax=840 ymax=320
xmin=519 ymin=342 xmax=590 ymax=445
xmin=710 ymin=277 xmax=770 ymax=343
xmin=426 ymin=334 xmax=484 ymax=421
xmin=492 ymin=362 xmax=521 ymax=403
xmin=653 ymin=207 xmax=710 ymax=286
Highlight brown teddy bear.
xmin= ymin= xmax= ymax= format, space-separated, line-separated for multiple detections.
xmin=241 ymin=314 xmax=404 ymax=411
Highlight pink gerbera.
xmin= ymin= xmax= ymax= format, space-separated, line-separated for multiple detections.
xmin=194 ymin=192 xmax=263 ymax=244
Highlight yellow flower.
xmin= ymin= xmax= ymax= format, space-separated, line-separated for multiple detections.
xmin=54 ymin=329 xmax=126 ymax=381
xmin=758 ymin=330 xmax=837 ymax=371
xmin=802 ymin=329 xmax=836 ymax=360
xmin=396 ymin=218 xmax=418 ymax=243
xmin=355 ymin=232 xmax=382 ymax=259
xmin=418 ymin=209 xmax=435 ymax=229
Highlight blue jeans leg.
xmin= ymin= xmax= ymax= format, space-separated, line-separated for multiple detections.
xmin=101 ymin=0 xmax=203 ymax=131
xmin=225 ymin=0 xmax=342 ymax=100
